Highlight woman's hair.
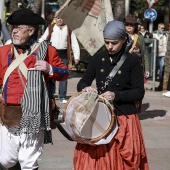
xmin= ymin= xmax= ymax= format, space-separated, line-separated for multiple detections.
xmin=158 ymin=23 xmax=165 ymax=28
xmin=133 ymin=24 xmax=139 ymax=34
xmin=139 ymin=25 xmax=146 ymax=30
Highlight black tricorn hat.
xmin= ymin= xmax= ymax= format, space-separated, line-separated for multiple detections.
xmin=7 ymin=8 xmax=45 ymax=25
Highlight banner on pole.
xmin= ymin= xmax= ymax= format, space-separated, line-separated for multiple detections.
xmin=57 ymin=0 xmax=113 ymax=56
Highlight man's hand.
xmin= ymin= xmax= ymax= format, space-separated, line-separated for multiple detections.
xmin=34 ymin=60 xmax=51 ymax=74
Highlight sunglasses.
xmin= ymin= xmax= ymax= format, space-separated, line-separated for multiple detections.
xmin=125 ymin=23 xmax=135 ymax=27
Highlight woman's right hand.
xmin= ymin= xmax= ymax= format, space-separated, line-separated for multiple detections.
xmin=82 ymin=86 xmax=98 ymax=93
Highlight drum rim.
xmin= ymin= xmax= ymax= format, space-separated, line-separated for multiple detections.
xmin=63 ymin=91 xmax=115 ymax=143
xmin=63 ymin=91 xmax=83 ymax=120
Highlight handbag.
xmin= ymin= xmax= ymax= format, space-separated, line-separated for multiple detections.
xmin=0 ymin=104 xmax=22 ymax=126
xmin=50 ymin=98 xmax=64 ymax=127
xmin=50 ymin=98 xmax=73 ymax=141
xmin=48 ymin=79 xmax=65 ymax=127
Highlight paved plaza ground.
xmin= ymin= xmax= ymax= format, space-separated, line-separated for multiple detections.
xmin=0 ymin=70 xmax=170 ymax=170
xmin=38 ymin=70 xmax=170 ymax=170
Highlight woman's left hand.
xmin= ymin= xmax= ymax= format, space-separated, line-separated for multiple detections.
xmin=100 ymin=91 xmax=115 ymax=100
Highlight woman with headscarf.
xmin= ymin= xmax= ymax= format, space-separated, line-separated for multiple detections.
xmin=73 ymin=20 xmax=149 ymax=170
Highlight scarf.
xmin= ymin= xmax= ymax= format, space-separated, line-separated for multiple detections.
xmin=19 ymin=41 xmax=51 ymax=136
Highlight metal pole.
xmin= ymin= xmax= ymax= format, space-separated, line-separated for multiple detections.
xmin=149 ymin=22 xmax=153 ymax=33
xmin=125 ymin=0 xmax=129 ymax=16
xmin=0 ymin=0 xmax=3 ymax=19
xmin=0 ymin=0 xmax=5 ymax=21
xmin=152 ymin=38 xmax=157 ymax=91
xmin=0 ymin=0 xmax=5 ymax=41
xmin=41 ymin=0 xmax=45 ymax=19
xmin=41 ymin=0 xmax=45 ymax=33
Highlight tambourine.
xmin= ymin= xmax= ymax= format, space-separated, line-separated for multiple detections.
xmin=63 ymin=91 xmax=118 ymax=145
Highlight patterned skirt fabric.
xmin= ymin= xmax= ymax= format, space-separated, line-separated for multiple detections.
xmin=74 ymin=114 xmax=149 ymax=170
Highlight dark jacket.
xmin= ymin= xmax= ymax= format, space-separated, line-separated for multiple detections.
xmin=139 ymin=31 xmax=153 ymax=38
xmin=137 ymin=34 xmax=149 ymax=71
xmin=77 ymin=50 xmax=144 ymax=116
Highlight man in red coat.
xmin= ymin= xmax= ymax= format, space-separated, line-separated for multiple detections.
xmin=0 ymin=8 xmax=68 ymax=170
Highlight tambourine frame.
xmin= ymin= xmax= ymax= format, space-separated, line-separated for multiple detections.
xmin=63 ymin=91 xmax=115 ymax=143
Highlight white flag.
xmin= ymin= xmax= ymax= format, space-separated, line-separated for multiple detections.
xmin=57 ymin=0 xmax=113 ymax=56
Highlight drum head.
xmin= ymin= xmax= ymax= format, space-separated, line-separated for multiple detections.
xmin=81 ymin=101 xmax=111 ymax=139
xmin=64 ymin=92 xmax=115 ymax=144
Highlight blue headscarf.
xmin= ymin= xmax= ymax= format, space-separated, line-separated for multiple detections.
xmin=103 ymin=20 xmax=127 ymax=40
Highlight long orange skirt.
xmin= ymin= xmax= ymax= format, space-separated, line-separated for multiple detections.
xmin=74 ymin=114 xmax=149 ymax=170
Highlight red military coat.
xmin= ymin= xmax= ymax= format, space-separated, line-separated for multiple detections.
xmin=0 ymin=43 xmax=69 ymax=105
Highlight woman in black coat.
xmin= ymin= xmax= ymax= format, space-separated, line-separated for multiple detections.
xmin=73 ymin=21 xmax=149 ymax=170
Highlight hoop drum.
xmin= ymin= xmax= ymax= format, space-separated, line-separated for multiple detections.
xmin=63 ymin=92 xmax=118 ymax=145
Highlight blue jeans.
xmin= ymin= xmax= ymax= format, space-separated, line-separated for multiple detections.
xmin=156 ymin=56 xmax=164 ymax=80
xmin=58 ymin=58 xmax=68 ymax=99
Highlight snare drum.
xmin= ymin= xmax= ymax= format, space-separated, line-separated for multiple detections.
xmin=63 ymin=92 xmax=118 ymax=145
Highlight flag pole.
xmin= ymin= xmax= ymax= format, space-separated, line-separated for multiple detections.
xmin=125 ymin=0 xmax=129 ymax=16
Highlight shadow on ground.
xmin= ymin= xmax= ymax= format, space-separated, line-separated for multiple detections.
xmin=139 ymin=103 xmax=166 ymax=120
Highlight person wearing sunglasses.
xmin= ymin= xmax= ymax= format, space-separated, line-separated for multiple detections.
xmin=0 ymin=8 xmax=69 ymax=170
xmin=139 ymin=25 xmax=152 ymax=38
xmin=124 ymin=14 xmax=150 ymax=79
xmin=124 ymin=14 xmax=150 ymax=113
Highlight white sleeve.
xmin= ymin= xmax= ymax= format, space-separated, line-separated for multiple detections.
xmin=71 ymin=32 xmax=80 ymax=60
xmin=49 ymin=65 xmax=53 ymax=75
xmin=38 ymin=27 xmax=50 ymax=43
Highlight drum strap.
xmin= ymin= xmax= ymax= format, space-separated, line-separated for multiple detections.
xmin=101 ymin=53 xmax=127 ymax=114
xmin=101 ymin=53 xmax=127 ymax=92
xmin=56 ymin=124 xmax=74 ymax=141
xmin=109 ymin=53 xmax=127 ymax=77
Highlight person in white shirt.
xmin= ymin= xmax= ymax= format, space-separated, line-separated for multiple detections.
xmin=39 ymin=13 xmax=80 ymax=103
xmin=153 ymin=23 xmax=168 ymax=90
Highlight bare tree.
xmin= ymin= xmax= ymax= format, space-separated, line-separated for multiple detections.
xmin=33 ymin=0 xmax=42 ymax=15
xmin=164 ymin=0 xmax=170 ymax=30
xmin=163 ymin=33 xmax=170 ymax=90
xmin=9 ymin=0 xmax=18 ymax=13
xmin=112 ymin=0 xmax=125 ymax=21
xmin=162 ymin=0 xmax=170 ymax=90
